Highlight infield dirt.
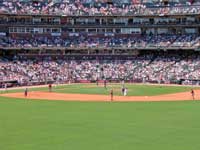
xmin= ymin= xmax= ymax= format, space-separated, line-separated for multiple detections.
xmin=1 ymin=90 xmax=200 ymax=102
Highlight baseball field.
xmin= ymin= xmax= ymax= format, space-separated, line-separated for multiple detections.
xmin=1 ymin=83 xmax=200 ymax=150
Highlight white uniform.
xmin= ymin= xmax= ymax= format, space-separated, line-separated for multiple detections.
xmin=124 ymin=88 xmax=127 ymax=96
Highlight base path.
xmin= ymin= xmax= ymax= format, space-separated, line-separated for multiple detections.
xmin=1 ymin=90 xmax=200 ymax=102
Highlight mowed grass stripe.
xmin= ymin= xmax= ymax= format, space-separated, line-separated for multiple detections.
xmin=0 ymin=97 xmax=200 ymax=150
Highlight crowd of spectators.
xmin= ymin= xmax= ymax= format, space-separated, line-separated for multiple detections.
xmin=1 ymin=34 xmax=200 ymax=49
xmin=132 ymin=53 xmax=200 ymax=83
xmin=1 ymin=1 xmax=200 ymax=87
xmin=0 ymin=0 xmax=200 ymax=16
xmin=1 ymin=53 xmax=200 ymax=86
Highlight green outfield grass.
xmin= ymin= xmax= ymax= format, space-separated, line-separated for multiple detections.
xmin=1 ymin=83 xmax=198 ymax=96
xmin=0 ymin=96 xmax=200 ymax=150
xmin=1 ymin=84 xmax=200 ymax=150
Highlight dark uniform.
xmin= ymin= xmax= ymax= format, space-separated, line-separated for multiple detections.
xmin=96 ymin=78 xmax=99 ymax=86
xmin=49 ymin=84 xmax=52 ymax=92
xmin=24 ymin=88 xmax=28 ymax=97
xmin=191 ymin=89 xmax=195 ymax=100
xmin=110 ymin=89 xmax=113 ymax=101
xmin=104 ymin=80 xmax=107 ymax=89
xmin=122 ymin=87 xmax=125 ymax=95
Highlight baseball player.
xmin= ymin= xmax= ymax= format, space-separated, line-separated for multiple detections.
xmin=104 ymin=80 xmax=107 ymax=89
xmin=49 ymin=84 xmax=52 ymax=92
xmin=110 ymin=89 xmax=113 ymax=101
xmin=24 ymin=88 xmax=28 ymax=97
xmin=191 ymin=89 xmax=195 ymax=100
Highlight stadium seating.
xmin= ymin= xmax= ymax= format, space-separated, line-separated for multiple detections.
xmin=0 ymin=0 xmax=200 ymax=16
xmin=1 ymin=52 xmax=200 ymax=85
xmin=1 ymin=0 xmax=200 ymax=87
xmin=0 ymin=35 xmax=200 ymax=49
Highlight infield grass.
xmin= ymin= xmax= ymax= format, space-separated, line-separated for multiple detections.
xmin=53 ymin=84 xmax=196 ymax=96
xmin=0 ymin=96 xmax=200 ymax=150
